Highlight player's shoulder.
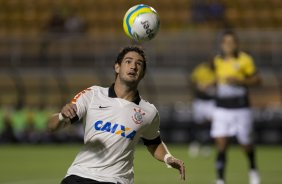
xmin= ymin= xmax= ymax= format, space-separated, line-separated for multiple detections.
xmin=214 ymin=54 xmax=223 ymax=63
xmin=214 ymin=53 xmax=222 ymax=59
xmin=239 ymin=51 xmax=253 ymax=61
xmin=87 ymin=85 xmax=108 ymax=93
xmin=87 ymin=85 xmax=103 ymax=90
xmin=139 ymin=98 xmax=158 ymax=115
xmin=76 ymin=85 xmax=108 ymax=98
xmin=194 ymin=62 xmax=206 ymax=72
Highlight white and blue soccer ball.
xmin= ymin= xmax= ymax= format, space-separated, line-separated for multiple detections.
xmin=123 ymin=4 xmax=160 ymax=41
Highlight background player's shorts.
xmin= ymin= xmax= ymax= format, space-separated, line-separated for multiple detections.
xmin=211 ymin=107 xmax=253 ymax=145
xmin=192 ymin=99 xmax=215 ymax=124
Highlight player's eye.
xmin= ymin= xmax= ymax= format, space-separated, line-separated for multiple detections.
xmin=136 ymin=61 xmax=143 ymax=67
xmin=125 ymin=59 xmax=132 ymax=64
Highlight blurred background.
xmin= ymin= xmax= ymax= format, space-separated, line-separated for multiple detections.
xmin=1 ymin=0 xmax=282 ymax=145
xmin=0 ymin=0 xmax=282 ymax=183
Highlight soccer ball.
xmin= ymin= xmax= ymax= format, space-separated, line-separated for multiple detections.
xmin=123 ymin=4 xmax=160 ymax=41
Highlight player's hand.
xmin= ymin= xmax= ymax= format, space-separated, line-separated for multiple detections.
xmin=198 ymin=83 xmax=215 ymax=91
xmin=61 ymin=103 xmax=77 ymax=119
xmin=226 ymin=77 xmax=243 ymax=86
xmin=167 ymin=157 xmax=186 ymax=181
xmin=197 ymin=84 xmax=209 ymax=91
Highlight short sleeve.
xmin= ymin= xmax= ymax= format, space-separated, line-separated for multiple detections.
xmin=71 ymin=88 xmax=93 ymax=119
xmin=191 ymin=64 xmax=203 ymax=83
xmin=141 ymin=112 xmax=160 ymax=140
xmin=242 ymin=55 xmax=256 ymax=76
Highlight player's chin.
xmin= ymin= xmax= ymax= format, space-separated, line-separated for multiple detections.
xmin=127 ymin=74 xmax=140 ymax=80
xmin=125 ymin=78 xmax=138 ymax=83
xmin=124 ymin=76 xmax=141 ymax=84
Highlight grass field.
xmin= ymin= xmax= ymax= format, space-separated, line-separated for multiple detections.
xmin=0 ymin=145 xmax=281 ymax=184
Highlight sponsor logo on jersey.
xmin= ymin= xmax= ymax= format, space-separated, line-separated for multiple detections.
xmin=233 ymin=63 xmax=240 ymax=71
xmin=71 ymin=88 xmax=91 ymax=103
xmin=99 ymin=105 xmax=111 ymax=109
xmin=132 ymin=108 xmax=145 ymax=124
xmin=94 ymin=120 xmax=136 ymax=140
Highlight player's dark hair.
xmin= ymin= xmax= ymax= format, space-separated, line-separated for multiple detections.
xmin=114 ymin=46 xmax=147 ymax=77
xmin=220 ymin=30 xmax=240 ymax=58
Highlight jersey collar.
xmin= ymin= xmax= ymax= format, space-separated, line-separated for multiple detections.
xmin=108 ymin=84 xmax=141 ymax=105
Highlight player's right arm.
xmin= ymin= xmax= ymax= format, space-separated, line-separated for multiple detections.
xmin=47 ymin=87 xmax=92 ymax=132
xmin=47 ymin=103 xmax=78 ymax=132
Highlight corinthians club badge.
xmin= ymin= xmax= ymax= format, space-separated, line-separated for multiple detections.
xmin=132 ymin=108 xmax=145 ymax=124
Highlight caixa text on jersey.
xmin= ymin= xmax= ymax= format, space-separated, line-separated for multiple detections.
xmin=94 ymin=120 xmax=137 ymax=140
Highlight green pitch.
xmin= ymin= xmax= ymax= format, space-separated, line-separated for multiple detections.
xmin=0 ymin=145 xmax=281 ymax=184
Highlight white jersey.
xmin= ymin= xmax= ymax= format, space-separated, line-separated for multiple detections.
xmin=65 ymin=85 xmax=160 ymax=184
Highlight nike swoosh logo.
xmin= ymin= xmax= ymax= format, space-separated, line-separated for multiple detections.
xmin=99 ymin=106 xmax=111 ymax=109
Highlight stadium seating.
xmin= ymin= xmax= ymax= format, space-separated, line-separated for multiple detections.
xmin=0 ymin=0 xmax=282 ymax=37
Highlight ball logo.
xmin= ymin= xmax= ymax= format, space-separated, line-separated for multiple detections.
xmin=141 ymin=20 xmax=155 ymax=39
xmin=132 ymin=108 xmax=145 ymax=124
xmin=141 ymin=21 xmax=152 ymax=33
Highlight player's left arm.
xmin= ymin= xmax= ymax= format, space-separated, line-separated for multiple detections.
xmin=228 ymin=72 xmax=261 ymax=86
xmin=142 ymin=112 xmax=185 ymax=181
xmin=240 ymin=73 xmax=261 ymax=86
xmin=146 ymin=142 xmax=186 ymax=181
xmin=228 ymin=55 xmax=262 ymax=87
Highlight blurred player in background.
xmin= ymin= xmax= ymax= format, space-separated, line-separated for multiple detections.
xmin=48 ymin=46 xmax=185 ymax=184
xmin=189 ymin=60 xmax=216 ymax=157
xmin=211 ymin=31 xmax=261 ymax=184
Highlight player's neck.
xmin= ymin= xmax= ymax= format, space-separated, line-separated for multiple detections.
xmin=114 ymin=79 xmax=138 ymax=102
xmin=223 ymin=53 xmax=234 ymax=60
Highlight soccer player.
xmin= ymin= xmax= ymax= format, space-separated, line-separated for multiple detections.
xmin=48 ymin=46 xmax=185 ymax=184
xmin=211 ymin=31 xmax=261 ymax=184
xmin=189 ymin=61 xmax=216 ymax=157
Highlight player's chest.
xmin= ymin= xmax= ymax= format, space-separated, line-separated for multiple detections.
xmin=216 ymin=60 xmax=243 ymax=76
xmin=86 ymin=97 xmax=150 ymax=131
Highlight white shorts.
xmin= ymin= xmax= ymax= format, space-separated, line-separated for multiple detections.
xmin=211 ymin=107 xmax=253 ymax=145
xmin=192 ymin=99 xmax=215 ymax=124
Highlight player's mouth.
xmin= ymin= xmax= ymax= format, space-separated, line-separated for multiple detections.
xmin=127 ymin=71 xmax=138 ymax=78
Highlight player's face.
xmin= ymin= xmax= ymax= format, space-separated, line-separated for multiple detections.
xmin=115 ymin=51 xmax=145 ymax=84
xmin=221 ymin=35 xmax=237 ymax=56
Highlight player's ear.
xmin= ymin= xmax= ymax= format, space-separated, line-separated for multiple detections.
xmin=114 ymin=63 xmax=120 ymax=74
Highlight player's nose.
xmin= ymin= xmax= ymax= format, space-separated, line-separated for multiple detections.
xmin=130 ymin=61 xmax=138 ymax=71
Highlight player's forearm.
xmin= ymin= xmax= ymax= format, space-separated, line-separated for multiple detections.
xmin=147 ymin=142 xmax=171 ymax=162
xmin=47 ymin=113 xmax=69 ymax=132
xmin=147 ymin=142 xmax=186 ymax=180
xmin=227 ymin=74 xmax=262 ymax=87
xmin=48 ymin=103 xmax=77 ymax=132
xmin=242 ymin=74 xmax=262 ymax=87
